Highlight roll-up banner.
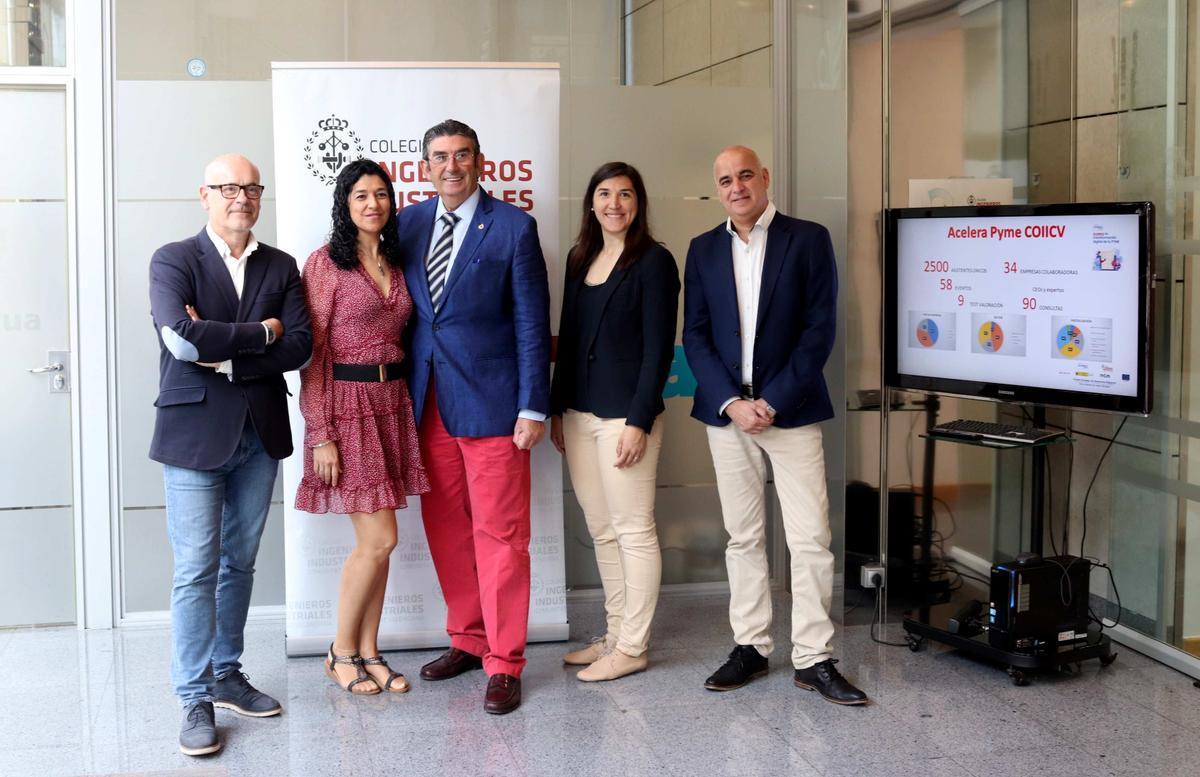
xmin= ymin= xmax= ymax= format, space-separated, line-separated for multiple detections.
xmin=271 ymin=62 xmax=566 ymax=656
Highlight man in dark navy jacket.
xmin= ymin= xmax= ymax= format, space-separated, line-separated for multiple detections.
xmin=683 ymin=145 xmax=866 ymax=705
xmin=148 ymin=154 xmax=312 ymax=755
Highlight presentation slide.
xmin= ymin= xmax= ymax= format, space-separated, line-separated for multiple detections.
xmin=907 ymin=311 xmax=957 ymax=351
xmin=969 ymin=313 xmax=1026 ymax=356
xmin=895 ymin=212 xmax=1141 ymax=397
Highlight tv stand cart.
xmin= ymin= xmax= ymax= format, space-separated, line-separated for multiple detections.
xmin=899 ymin=406 xmax=1116 ymax=686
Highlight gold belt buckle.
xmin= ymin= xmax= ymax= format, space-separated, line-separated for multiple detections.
xmin=378 ymin=363 xmax=387 ymax=382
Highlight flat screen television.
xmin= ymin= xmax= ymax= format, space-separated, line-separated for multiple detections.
xmin=883 ymin=202 xmax=1154 ymax=415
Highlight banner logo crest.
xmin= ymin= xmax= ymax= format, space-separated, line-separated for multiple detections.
xmin=304 ymin=115 xmax=364 ymax=185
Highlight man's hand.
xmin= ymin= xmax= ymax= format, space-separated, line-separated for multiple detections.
xmin=549 ymin=416 xmax=565 ymax=454
xmin=513 ymin=418 xmax=545 ymax=450
xmin=313 ymin=442 xmax=341 ymax=487
xmin=753 ymin=398 xmax=777 ymax=423
xmin=263 ymin=318 xmax=284 ymax=341
xmin=726 ymin=399 xmax=773 ymax=435
xmin=184 ymin=305 xmax=223 ymax=369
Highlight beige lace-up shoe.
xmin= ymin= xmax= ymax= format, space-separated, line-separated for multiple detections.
xmin=576 ymin=648 xmax=648 ymax=682
xmin=562 ymin=635 xmax=615 ymax=666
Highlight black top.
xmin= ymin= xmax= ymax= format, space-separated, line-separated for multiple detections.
xmin=550 ymin=243 xmax=681 ymax=431
xmin=570 ymin=276 xmax=615 ymax=413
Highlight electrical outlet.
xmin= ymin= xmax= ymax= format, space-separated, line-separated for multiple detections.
xmin=861 ymin=565 xmax=885 ymax=589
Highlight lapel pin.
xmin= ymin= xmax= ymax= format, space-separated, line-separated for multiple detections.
xmin=477 ymin=223 xmax=484 ymax=230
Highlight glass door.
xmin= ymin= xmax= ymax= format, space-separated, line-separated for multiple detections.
xmin=0 ymin=84 xmax=75 ymax=626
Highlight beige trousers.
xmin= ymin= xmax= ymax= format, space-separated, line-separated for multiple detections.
xmin=563 ymin=410 xmax=664 ymax=656
xmin=706 ymin=421 xmax=833 ymax=670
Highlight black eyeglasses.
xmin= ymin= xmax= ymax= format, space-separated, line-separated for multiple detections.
xmin=207 ymin=183 xmax=266 ymax=199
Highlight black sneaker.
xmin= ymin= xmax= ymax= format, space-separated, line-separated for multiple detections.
xmin=213 ymin=671 xmax=282 ymax=717
xmin=793 ymin=659 xmax=868 ymax=705
xmin=179 ymin=701 xmax=221 ymax=756
xmin=704 ymin=645 xmax=768 ymax=691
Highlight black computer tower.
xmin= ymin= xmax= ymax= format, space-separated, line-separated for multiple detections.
xmin=846 ymin=482 xmax=923 ymax=596
xmin=988 ymin=555 xmax=1091 ymax=653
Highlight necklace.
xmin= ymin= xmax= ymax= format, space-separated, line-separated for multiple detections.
xmin=376 ymin=256 xmax=387 ymax=277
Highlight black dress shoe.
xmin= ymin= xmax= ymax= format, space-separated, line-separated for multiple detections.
xmin=420 ymin=648 xmax=483 ymax=681
xmin=483 ymin=673 xmax=521 ymax=714
xmin=793 ymin=659 xmax=868 ymax=705
xmin=704 ymin=645 xmax=768 ymax=691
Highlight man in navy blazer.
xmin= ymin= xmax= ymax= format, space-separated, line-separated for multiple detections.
xmin=683 ymin=146 xmax=866 ymax=705
xmin=148 ymin=154 xmax=312 ymax=755
xmin=397 ymin=120 xmax=550 ymax=714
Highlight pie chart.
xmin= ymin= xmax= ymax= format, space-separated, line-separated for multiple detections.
xmin=978 ymin=320 xmax=1004 ymax=352
xmin=916 ymin=318 xmax=939 ymax=347
xmin=1057 ymin=324 xmax=1084 ymax=357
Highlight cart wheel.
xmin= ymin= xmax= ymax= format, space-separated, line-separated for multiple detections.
xmin=906 ymin=634 xmax=925 ymax=652
xmin=1099 ymin=652 xmax=1117 ymax=667
xmin=1008 ymin=668 xmax=1030 ymax=687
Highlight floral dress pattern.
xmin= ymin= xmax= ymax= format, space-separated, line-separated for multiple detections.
xmin=294 ymin=244 xmax=429 ymax=514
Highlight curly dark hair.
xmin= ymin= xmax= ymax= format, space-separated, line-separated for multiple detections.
xmin=328 ymin=159 xmax=402 ymax=271
xmin=566 ymin=161 xmax=656 ymax=278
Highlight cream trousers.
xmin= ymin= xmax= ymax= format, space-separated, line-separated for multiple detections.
xmin=706 ymin=420 xmax=833 ymax=670
xmin=563 ymin=410 xmax=664 ymax=656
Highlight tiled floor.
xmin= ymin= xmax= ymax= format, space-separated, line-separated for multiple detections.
xmin=2 ymin=591 xmax=1199 ymax=776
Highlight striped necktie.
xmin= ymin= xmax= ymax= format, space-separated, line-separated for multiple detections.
xmin=426 ymin=211 xmax=460 ymax=310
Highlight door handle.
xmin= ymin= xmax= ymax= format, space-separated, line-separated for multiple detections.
xmin=27 ymin=362 xmax=64 ymax=374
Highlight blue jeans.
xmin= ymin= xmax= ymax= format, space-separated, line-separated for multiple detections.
xmin=163 ymin=419 xmax=278 ymax=704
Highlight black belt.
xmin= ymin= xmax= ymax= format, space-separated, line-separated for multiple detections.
xmin=332 ymin=362 xmax=404 ymax=382
xmin=740 ymin=383 xmax=756 ymax=400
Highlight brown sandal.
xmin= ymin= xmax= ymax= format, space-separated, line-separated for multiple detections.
xmin=325 ymin=643 xmax=380 ymax=695
xmin=361 ymin=655 xmax=410 ymax=693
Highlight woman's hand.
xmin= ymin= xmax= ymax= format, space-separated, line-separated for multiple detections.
xmin=550 ymin=416 xmax=566 ymax=455
xmin=313 ymin=442 xmax=341 ymax=487
xmin=613 ymin=425 xmax=648 ymax=469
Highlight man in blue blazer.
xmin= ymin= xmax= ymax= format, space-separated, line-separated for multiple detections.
xmin=397 ymin=120 xmax=551 ymax=715
xmin=683 ymin=145 xmax=866 ymax=705
xmin=148 ymin=154 xmax=312 ymax=754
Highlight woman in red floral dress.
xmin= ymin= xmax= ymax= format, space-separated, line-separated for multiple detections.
xmin=296 ymin=159 xmax=429 ymax=695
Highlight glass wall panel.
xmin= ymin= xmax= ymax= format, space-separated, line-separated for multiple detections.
xmin=0 ymin=0 xmax=66 ymax=66
xmin=865 ymin=0 xmax=1200 ymax=670
xmin=1105 ymin=0 xmax=1192 ymax=651
xmin=863 ymin=0 xmax=1032 ymax=621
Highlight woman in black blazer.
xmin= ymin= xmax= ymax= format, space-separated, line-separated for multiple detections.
xmin=550 ymin=161 xmax=680 ymax=681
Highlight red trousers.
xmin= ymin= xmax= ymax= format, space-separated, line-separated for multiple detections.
xmin=419 ymin=389 xmax=531 ymax=677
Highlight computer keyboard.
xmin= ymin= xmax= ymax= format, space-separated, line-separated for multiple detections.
xmin=927 ymin=418 xmax=1064 ymax=445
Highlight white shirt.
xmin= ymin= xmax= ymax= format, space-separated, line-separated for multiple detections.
xmin=719 ymin=202 xmax=777 ymax=416
xmin=430 ymin=186 xmax=482 ymax=283
xmin=206 ymin=223 xmax=260 ymax=298
xmin=204 ymin=224 xmax=269 ymax=378
xmin=428 ymin=188 xmax=543 ymax=424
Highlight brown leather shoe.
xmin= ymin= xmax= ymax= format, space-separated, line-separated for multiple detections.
xmin=483 ymin=673 xmax=521 ymax=714
xmin=419 ymin=648 xmax=483 ymax=681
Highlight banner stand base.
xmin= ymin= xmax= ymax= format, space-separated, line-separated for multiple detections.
xmin=286 ymin=621 xmax=570 ymax=657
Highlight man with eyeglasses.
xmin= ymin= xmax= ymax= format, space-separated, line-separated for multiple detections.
xmin=148 ymin=153 xmax=312 ymax=755
xmin=397 ymin=119 xmax=550 ymax=715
